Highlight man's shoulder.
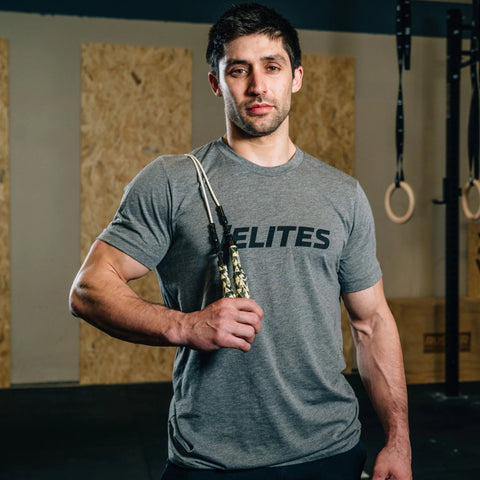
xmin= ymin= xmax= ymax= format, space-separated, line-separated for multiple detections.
xmin=138 ymin=140 xmax=220 ymax=178
xmin=300 ymin=149 xmax=357 ymax=187
xmin=156 ymin=140 xmax=220 ymax=170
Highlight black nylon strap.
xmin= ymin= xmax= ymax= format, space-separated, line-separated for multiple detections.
xmin=468 ymin=0 xmax=480 ymax=183
xmin=395 ymin=0 xmax=411 ymax=186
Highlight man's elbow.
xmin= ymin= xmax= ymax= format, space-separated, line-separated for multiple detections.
xmin=69 ymin=285 xmax=81 ymax=318
xmin=68 ymin=277 xmax=89 ymax=319
xmin=349 ymin=314 xmax=378 ymax=346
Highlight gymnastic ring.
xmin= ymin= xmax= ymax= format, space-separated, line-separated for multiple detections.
xmin=384 ymin=181 xmax=415 ymax=224
xmin=461 ymin=179 xmax=480 ymax=220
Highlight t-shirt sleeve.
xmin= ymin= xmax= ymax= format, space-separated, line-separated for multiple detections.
xmin=338 ymin=182 xmax=382 ymax=293
xmin=97 ymin=159 xmax=172 ymax=271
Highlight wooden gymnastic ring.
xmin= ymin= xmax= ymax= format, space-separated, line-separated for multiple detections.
xmin=461 ymin=179 xmax=480 ymax=220
xmin=384 ymin=181 xmax=415 ymax=224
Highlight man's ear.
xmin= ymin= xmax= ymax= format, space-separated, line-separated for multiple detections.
xmin=208 ymin=71 xmax=223 ymax=97
xmin=292 ymin=66 xmax=303 ymax=94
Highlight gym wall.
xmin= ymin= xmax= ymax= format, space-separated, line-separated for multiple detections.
xmin=77 ymin=46 xmax=355 ymax=384
xmin=0 ymin=38 xmax=9 ymax=388
xmin=0 ymin=7 xmax=474 ymax=385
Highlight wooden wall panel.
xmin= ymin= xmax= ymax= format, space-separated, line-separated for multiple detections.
xmin=80 ymin=43 xmax=191 ymax=384
xmin=0 ymin=39 xmax=10 ymax=388
xmin=467 ymin=222 xmax=480 ymax=298
xmin=80 ymin=49 xmax=355 ymax=383
xmin=290 ymin=55 xmax=355 ymax=176
xmin=389 ymin=297 xmax=480 ymax=384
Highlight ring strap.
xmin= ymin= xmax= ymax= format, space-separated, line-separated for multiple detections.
xmin=468 ymin=2 xmax=480 ymax=184
xmin=395 ymin=0 xmax=411 ymax=186
xmin=461 ymin=2 xmax=480 ymax=220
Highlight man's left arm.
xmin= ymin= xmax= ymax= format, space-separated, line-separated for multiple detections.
xmin=342 ymin=278 xmax=412 ymax=480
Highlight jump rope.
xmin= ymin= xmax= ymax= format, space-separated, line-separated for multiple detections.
xmin=186 ymin=153 xmax=250 ymax=298
xmin=385 ymin=0 xmax=416 ymax=224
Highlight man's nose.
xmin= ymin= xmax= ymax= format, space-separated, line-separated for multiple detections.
xmin=247 ymin=69 xmax=267 ymax=96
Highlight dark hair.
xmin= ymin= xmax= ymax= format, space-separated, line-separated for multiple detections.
xmin=206 ymin=3 xmax=302 ymax=76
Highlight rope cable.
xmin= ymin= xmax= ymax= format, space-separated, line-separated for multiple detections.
xmin=186 ymin=154 xmax=250 ymax=298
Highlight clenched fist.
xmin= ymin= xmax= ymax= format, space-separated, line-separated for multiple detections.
xmin=182 ymin=298 xmax=264 ymax=352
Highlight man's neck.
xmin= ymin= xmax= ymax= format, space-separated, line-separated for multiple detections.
xmin=223 ymin=122 xmax=297 ymax=167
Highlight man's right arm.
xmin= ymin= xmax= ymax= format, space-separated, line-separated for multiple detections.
xmin=69 ymin=240 xmax=263 ymax=352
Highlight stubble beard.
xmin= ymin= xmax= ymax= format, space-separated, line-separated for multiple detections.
xmin=226 ymin=98 xmax=290 ymax=138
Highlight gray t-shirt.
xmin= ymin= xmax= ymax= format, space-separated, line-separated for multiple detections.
xmin=99 ymin=138 xmax=382 ymax=470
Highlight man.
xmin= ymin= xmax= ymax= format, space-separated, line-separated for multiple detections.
xmin=70 ymin=3 xmax=412 ymax=479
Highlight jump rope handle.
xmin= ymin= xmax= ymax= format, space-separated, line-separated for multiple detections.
xmin=229 ymin=244 xmax=250 ymax=298
xmin=218 ymin=264 xmax=236 ymax=298
xmin=217 ymin=204 xmax=251 ymax=298
xmin=218 ymin=248 xmax=250 ymax=299
xmin=208 ymin=222 xmax=236 ymax=298
xmin=189 ymin=153 xmax=251 ymax=298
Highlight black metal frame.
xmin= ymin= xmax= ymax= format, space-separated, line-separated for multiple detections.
xmin=434 ymin=5 xmax=479 ymax=397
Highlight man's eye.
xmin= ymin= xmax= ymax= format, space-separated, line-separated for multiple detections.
xmin=230 ymin=68 xmax=247 ymax=76
xmin=267 ymin=65 xmax=280 ymax=71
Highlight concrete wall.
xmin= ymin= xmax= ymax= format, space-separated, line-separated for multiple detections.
xmin=0 ymin=11 xmax=471 ymax=384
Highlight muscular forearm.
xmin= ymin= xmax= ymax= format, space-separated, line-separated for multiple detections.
xmin=69 ymin=241 xmax=263 ymax=351
xmin=352 ymin=311 xmax=410 ymax=448
xmin=344 ymin=280 xmax=411 ymax=479
xmin=69 ymin=268 xmax=186 ymax=346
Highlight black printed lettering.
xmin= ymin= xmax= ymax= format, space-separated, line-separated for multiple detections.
xmin=265 ymin=226 xmax=276 ymax=248
xmin=314 ymin=229 xmax=330 ymax=249
xmin=233 ymin=227 xmax=249 ymax=249
xmin=232 ymin=225 xmax=330 ymax=250
xmin=295 ymin=226 xmax=314 ymax=247
xmin=249 ymin=227 xmax=265 ymax=248
xmin=277 ymin=226 xmax=296 ymax=247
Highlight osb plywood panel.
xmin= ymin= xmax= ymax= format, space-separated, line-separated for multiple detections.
xmin=0 ymin=39 xmax=10 ymax=388
xmin=290 ymin=55 xmax=355 ymax=176
xmin=388 ymin=297 xmax=480 ymax=384
xmin=80 ymin=43 xmax=191 ymax=384
xmin=291 ymin=55 xmax=355 ymax=368
xmin=467 ymin=222 xmax=480 ymax=298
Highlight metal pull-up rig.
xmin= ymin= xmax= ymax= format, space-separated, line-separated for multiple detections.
xmin=433 ymin=2 xmax=480 ymax=397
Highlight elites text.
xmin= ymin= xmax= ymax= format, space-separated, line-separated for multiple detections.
xmin=232 ymin=226 xmax=330 ymax=250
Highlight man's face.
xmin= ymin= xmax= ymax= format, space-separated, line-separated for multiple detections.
xmin=209 ymin=34 xmax=303 ymax=138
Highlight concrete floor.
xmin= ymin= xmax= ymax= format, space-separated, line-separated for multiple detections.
xmin=1 ymin=375 xmax=479 ymax=479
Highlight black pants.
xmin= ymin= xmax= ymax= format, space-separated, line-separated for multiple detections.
xmin=160 ymin=441 xmax=366 ymax=480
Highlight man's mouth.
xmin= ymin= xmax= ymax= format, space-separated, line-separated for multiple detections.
xmin=246 ymin=103 xmax=273 ymax=115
